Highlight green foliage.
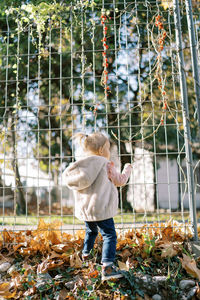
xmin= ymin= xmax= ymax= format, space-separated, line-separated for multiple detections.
xmin=143 ymin=234 xmax=157 ymax=255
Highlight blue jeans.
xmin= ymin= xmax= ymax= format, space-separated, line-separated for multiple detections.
xmin=82 ymin=218 xmax=117 ymax=263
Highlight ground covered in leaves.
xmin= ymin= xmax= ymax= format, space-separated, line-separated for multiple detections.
xmin=0 ymin=219 xmax=200 ymax=299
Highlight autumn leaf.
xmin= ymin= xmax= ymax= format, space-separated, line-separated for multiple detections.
xmin=0 ymin=282 xmax=16 ymax=299
xmin=37 ymin=219 xmax=62 ymax=231
xmin=11 ymin=272 xmax=23 ymax=288
xmin=0 ymin=253 xmax=14 ymax=264
xmin=48 ymin=251 xmax=64 ymax=259
xmin=117 ymin=239 xmax=132 ymax=250
xmin=180 ymin=253 xmax=200 ymax=281
xmin=75 ymin=230 xmax=85 ymax=239
xmin=119 ymin=248 xmax=132 ymax=261
xmin=37 ymin=259 xmax=64 ymax=274
xmin=13 ymin=243 xmax=27 ymax=252
xmin=34 ymin=219 xmax=62 ymax=245
xmin=70 ymin=253 xmax=82 ymax=268
xmin=159 ymin=241 xmax=178 ymax=258
xmin=62 ymin=232 xmax=74 ymax=241
xmin=88 ymin=270 xmax=99 ymax=278
xmin=57 ymin=287 xmax=69 ymax=299
xmin=161 ymin=226 xmax=173 ymax=241
xmin=23 ymin=287 xmax=36 ymax=297
xmin=51 ymin=243 xmax=74 ymax=254
xmin=118 ymin=260 xmax=129 ymax=271
xmin=2 ymin=230 xmax=14 ymax=243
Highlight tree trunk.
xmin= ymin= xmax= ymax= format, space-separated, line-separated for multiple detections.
xmin=11 ymin=116 xmax=26 ymax=215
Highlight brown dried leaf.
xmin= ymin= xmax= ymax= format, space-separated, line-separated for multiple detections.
xmin=57 ymin=287 xmax=69 ymax=300
xmin=51 ymin=243 xmax=74 ymax=254
xmin=37 ymin=259 xmax=64 ymax=274
xmin=180 ymin=253 xmax=200 ymax=281
xmin=70 ymin=253 xmax=82 ymax=268
xmin=135 ymin=232 xmax=145 ymax=247
xmin=161 ymin=226 xmax=173 ymax=241
xmin=13 ymin=243 xmax=27 ymax=252
xmin=12 ymin=272 xmax=23 ymax=288
xmin=13 ymin=231 xmax=27 ymax=244
xmin=118 ymin=260 xmax=129 ymax=271
xmin=47 ymin=251 xmax=71 ymax=264
xmin=128 ymin=258 xmax=139 ymax=268
xmin=0 ymin=282 xmax=16 ymax=299
xmin=34 ymin=219 xmax=62 ymax=246
xmin=75 ymin=230 xmax=85 ymax=239
xmin=2 ymin=230 xmax=14 ymax=243
xmin=160 ymin=241 xmax=178 ymax=258
xmin=0 ymin=253 xmax=14 ymax=264
xmin=18 ymin=247 xmax=35 ymax=256
xmin=124 ymin=229 xmax=135 ymax=239
xmin=23 ymin=287 xmax=36 ymax=297
xmin=29 ymin=239 xmax=46 ymax=253
xmin=117 ymin=238 xmax=133 ymax=250
xmin=37 ymin=219 xmax=62 ymax=231
xmin=48 ymin=251 xmax=64 ymax=260
xmin=119 ymin=248 xmax=132 ymax=260
xmin=23 ymin=263 xmax=35 ymax=276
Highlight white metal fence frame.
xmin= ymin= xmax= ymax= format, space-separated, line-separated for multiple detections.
xmin=0 ymin=0 xmax=199 ymax=239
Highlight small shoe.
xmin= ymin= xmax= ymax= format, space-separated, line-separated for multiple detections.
xmin=102 ymin=263 xmax=124 ymax=281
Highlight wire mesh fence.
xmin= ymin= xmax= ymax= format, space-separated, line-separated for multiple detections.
xmin=0 ymin=0 xmax=199 ymax=239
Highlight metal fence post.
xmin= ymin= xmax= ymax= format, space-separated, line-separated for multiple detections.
xmin=173 ymin=0 xmax=198 ymax=240
xmin=185 ymin=0 xmax=200 ymax=131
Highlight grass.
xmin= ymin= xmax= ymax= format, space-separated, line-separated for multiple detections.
xmin=0 ymin=211 xmax=194 ymax=227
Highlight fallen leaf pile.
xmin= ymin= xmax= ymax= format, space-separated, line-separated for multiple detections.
xmin=0 ymin=219 xmax=199 ymax=299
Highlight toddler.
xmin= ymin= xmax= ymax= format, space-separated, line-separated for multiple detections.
xmin=62 ymin=132 xmax=132 ymax=280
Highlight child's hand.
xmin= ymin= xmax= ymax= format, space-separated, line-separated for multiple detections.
xmin=107 ymin=161 xmax=132 ymax=187
xmin=124 ymin=163 xmax=133 ymax=169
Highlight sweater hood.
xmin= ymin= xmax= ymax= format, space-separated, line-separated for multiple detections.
xmin=62 ymin=155 xmax=108 ymax=191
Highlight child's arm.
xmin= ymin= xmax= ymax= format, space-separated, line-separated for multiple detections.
xmin=107 ymin=161 xmax=132 ymax=187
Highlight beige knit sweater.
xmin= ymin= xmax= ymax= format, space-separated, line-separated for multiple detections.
xmin=62 ymin=155 xmax=131 ymax=222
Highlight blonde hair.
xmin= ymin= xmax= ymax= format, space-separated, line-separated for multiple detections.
xmin=73 ymin=132 xmax=108 ymax=154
